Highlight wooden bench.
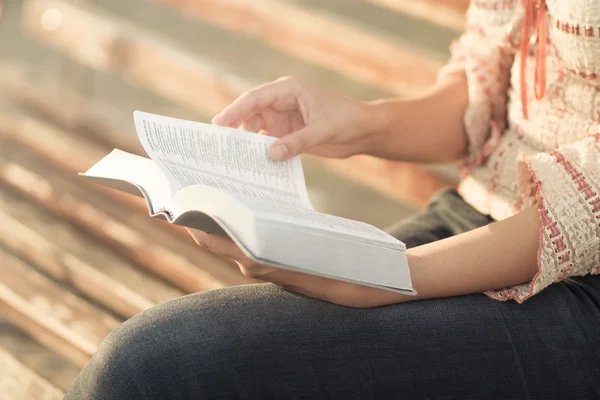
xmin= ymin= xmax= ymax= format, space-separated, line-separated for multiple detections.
xmin=0 ymin=0 xmax=466 ymax=391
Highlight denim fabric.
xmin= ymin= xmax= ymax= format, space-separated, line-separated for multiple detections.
xmin=66 ymin=190 xmax=600 ymax=399
xmin=386 ymin=189 xmax=495 ymax=246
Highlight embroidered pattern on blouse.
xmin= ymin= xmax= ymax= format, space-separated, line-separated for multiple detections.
xmin=441 ymin=0 xmax=600 ymax=302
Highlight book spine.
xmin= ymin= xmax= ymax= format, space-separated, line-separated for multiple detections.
xmin=156 ymin=208 xmax=175 ymax=221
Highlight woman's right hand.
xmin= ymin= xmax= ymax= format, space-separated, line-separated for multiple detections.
xmin=212 ymin=77 xmax=377 ymax=161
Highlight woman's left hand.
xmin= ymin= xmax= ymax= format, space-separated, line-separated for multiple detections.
xmin=186 ymin=228 xmax=411 ymax=308
xmin=186 ymin=228 xmax=277 ymax=279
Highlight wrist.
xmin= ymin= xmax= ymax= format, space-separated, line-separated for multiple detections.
xmin=405 ymin=248 xmax=430 ymax=301
xmin=358 ymin=99 xmax=402 ymax=156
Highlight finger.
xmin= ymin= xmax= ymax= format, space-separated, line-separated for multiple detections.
xmin=187 ymin=229 xmax=246 ymax=260
xmin=269 ymin=125 xmax=324 ymax=161
xmin=186 ymin=228 xmax=210 ymax=248
xmin=240 ymin=114 xmax=265 ymax=133
xmin=290 ymin=110 xmax=305 ymax=132
xmin=212 ymin=78 xmax=299 ymax=127
xmin=257 ymin=108 xmax=305 ymax=138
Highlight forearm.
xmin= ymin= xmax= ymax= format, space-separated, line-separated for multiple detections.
xmin=266 ymin=206 xmax=540 ymax=308
xmin=254 ymin=267 xmax=361 ymax=307
xmin=363 ymin=74 xmax=469 ymax=163
xmin=406 ymin=206 xmax=539 ymax=300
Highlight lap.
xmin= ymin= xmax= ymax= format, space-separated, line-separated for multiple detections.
xmin=386 ymin=189 xmax=494 ymax=248
xmin=67 ymin=190 xmax=599 ymax=399
xmin=68 ymin=280 xmax=600 ymax=399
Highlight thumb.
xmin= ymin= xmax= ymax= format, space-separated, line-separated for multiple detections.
xmin=269 ymin=126 xmax=323 ymax=161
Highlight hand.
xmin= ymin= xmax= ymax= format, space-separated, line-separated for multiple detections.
xmin=186 ymin=228 xmax=276 ymax=279
xmin=212 ymin=76 xmax=376 ymax=161
xmin=186 ymin=227 xmax=413 ymax=308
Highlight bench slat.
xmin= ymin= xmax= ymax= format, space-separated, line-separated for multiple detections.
xmin=0 ymin=66 xmax=146 ymax=156
xmin=0 ymin=189 xmax=184 ymax=319
xmin=153 ymin=0 xmax=440 ymax=95
xmin=0 ymin=249 xmax=120 ymax=367
xmin=23 ymin=0 xmax=253 ymax=117
xmin=0 ymin=348 xmax=64 ymax=400
xmin=0 ymin=317 xmax=80 ymax=393
xmin=0 ymin=137 xmax=253 ymax=292
xmin=320 ymin=155 xmax=454 ymax=208
xmin=0 ymin=111 xmax=147 ymax=212
xmin=364 ymin=0 xmax=467 ymax=31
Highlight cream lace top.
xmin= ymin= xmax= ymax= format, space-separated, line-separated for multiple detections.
xmin=439 ymin=0 xmax=600 ymax=302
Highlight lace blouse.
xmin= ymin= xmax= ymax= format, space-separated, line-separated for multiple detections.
xmin=439 ymin=0 xmax=600 ymax=302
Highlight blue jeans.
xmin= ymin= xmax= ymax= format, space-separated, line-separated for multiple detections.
xmin=66 ymin=190 xmax=600 ymax=399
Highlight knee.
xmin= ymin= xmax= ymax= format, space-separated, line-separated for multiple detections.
xmin=67 ymin=310 xmax=165 ymax=399
xmin=67 ymin=288 xmax=272 ymax=399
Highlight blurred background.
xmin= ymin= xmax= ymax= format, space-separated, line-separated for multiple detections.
xmin=0 ymin=0 xmax=464 ymax=397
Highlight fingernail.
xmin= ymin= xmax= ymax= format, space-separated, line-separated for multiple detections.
xmin=213 ymin=115 xmax=232 ymax=127
xmin=270 ymin=144 xmax=288 ymax=160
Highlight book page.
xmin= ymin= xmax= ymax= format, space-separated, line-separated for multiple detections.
xmin=227 ymin=193 xmax=402 ymax=247
xmin=133 ymin=111 xmax=313 ymax=209
xmin=80 ymin=149 xmax=171 ymax=214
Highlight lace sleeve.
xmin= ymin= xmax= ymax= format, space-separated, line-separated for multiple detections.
xmin=486 ymin=135 xmax=600 ymax=303
xmin=438 ymin=0 xmax=518 ymax=173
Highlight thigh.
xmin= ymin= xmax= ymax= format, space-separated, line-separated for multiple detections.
xmin=69 ymin=280 xmax=600 ymax=399
xmin=386 ymin=189 xmax=494 ymax=248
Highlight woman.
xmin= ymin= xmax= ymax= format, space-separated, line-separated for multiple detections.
xmin=67 ymin=0 xmax=600 ymax=398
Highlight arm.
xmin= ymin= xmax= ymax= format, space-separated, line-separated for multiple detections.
xmin=363 ymin=75 xmax=470 ymax=163
xmin=262 ymin=133 xmax=600 ymax=307
xmin=186 ymin=206 xmax=540 ymax=308
xmin=364 ymin=0 xmax=519 ymax=165
xmin=267 ymin=206 xmax=539 ymax=308
xmin=190 ymin=134 xmax=600 ymax=306
xmin=211 ymin=75 xmax=470 ymax=164
xmin=212 ymin=1 xmax=518 ymax=165
xmin=212 ymin=1 xmax=515 ymax=165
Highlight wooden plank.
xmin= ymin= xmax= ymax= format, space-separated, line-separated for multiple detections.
xmin=365 ymin=0 xmax=468 ymax=32
xmin=0 ymin=348 xmax=64 ymax=400
xmin=0 ymin=64 xmax=143 ymax=155
xmin=0 ymin=248 xmax=120 ymax=368
xmin=0 ymin=317 xmax=80 ymax=393
xmin=0 ymin=137 xmax=253 ymax=292
xmin=0 ymin=111 xmax=148 ymax=212
xmin=22 ymin=0 xmax=253 ymax=117
xmin=0 ymin=65 xmax=145 ymax=156
xmin=153 ymin=0 xmax=440 ymax=96
xmin=0 ymin=189 xmax=184 ymax=319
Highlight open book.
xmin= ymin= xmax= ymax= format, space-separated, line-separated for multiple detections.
xmin=81 ymin=111 xmax=415 ymax=295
